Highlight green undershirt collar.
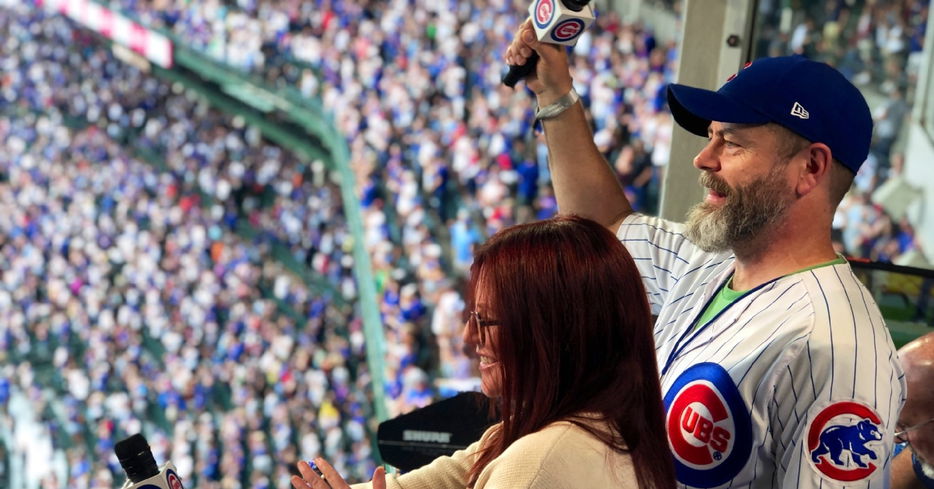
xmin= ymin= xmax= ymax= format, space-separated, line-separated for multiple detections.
xmin=694 ymin=255 xmax=848 ymax=329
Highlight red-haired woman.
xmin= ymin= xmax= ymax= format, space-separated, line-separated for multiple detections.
xmin=293 ymin=215 xmax=675 ymax=489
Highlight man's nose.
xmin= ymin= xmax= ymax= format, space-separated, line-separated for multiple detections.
xmin=693 ymin=140 xmax=721 ymax=172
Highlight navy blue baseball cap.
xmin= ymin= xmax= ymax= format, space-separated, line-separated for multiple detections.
xmin=667 ymin=55 xmax=872 ymax=173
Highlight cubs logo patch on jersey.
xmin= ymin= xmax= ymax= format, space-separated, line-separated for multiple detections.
xmin=664 ymin=363 xmax=753 ymax=487
xmin=806 ymin=401 xmax=885 ymax=483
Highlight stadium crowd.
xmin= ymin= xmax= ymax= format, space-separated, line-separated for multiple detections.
xmin=1 ymin=8 xmax=381 ymax=488
xmin=2 ymin=1 xmax=681 ymax=485
xmin=1 ymin=0 xmax=930 ymax=488
xmin=0 ymin=110 xmax=375 ymax=488
xmin=102 ymin=0 xmax=680 ymax=392
xmin=113 ymin=0 xmax=929 ymax=260
xmin=99 ymin=0 xmax=929 ymax=387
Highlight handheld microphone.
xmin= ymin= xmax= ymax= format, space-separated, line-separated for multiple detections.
xmin=114 ymin=433 xmax=185 ymax=489
xmin=502 ymin=0 xmax=595 ymax=88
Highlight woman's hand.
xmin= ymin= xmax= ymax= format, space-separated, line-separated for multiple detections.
xmin=291 ymin=458 xmax=386 ymax=489
xmin=504 ymin=19 xmax=574 ymax=105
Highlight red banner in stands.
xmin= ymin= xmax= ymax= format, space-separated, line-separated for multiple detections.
xmin=36 ymin=0 xmax=174 ymax=68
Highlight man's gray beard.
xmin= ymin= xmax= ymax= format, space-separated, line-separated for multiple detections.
xmin=684 ymin=172 xmax=791 ymax=253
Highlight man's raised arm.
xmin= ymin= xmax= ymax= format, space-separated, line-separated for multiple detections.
xmin=505 ymin=20 xmax=632 ymax=231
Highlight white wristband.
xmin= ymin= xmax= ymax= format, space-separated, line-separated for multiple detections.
xmin=534 ymin=88 xmax=580 ymax=121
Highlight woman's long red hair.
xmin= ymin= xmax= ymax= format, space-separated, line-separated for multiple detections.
xmin=466 ymin=215 xmax=674 ymax=489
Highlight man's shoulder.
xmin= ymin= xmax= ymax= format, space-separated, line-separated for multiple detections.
xmin=774 ymin=265 xmax=900 ymax=394
xmin=791 ymin=262 xmax=886 ymax=329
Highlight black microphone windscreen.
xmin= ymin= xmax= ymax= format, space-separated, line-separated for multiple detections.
xmin=115 ymin=433 xmax=160 ymax=483
xmin=563 ymin=0 xmax=590 ymax=12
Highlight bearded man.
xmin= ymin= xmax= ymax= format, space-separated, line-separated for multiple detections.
xmin=506 ymin=28 xmax=905 ymax=489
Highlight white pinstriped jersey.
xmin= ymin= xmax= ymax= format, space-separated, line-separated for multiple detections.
xmin=618 ymin=214 xmax=906 ymax=489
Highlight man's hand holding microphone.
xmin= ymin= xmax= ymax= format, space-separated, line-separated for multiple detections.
xmin=502 ymin=0 xmax=594 ymax=88
xmin=503 ymin=0 xmax=593 ymax=122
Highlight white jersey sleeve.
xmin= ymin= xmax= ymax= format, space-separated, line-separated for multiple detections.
xmin=767 ymin=266 xmax=905 ymax=488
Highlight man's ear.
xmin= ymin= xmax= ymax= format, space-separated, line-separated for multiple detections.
xmin=796 ymin=142 xmax=832 ymax=197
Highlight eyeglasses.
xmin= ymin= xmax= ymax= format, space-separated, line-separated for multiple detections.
xmin=467 ymin=311 xmax=499 ymax=328
xmin=895 ymin=417 xmax=934 ymax=444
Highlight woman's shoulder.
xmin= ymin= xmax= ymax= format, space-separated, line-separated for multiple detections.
xmin=511 ymin=419 xmax=604 ymax=449
xmin=478 ymin=420 xmax=638 ymax=488
xmin=508 ymin=419 xmax=622 ymax=459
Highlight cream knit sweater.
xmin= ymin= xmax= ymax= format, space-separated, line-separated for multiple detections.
xmin=351 ymin=420 xmax=639 ymax=489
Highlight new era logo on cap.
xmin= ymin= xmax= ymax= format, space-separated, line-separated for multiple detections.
xmin=790 ymin=102 xmax=809 ymax=120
